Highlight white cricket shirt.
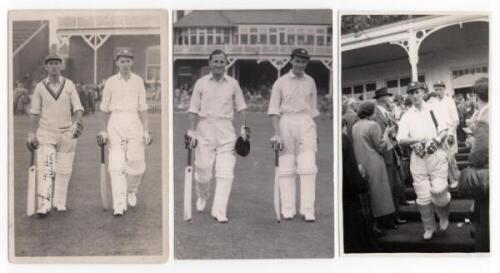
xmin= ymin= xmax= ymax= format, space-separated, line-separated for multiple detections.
xmin=267 ymin=71 xmax=320 ymax=118
xmin=30 ymin=76 xmax=83 ymax=130
xmin=188 ymin=73 xmax=247 ymax=119
xmin=100 ymin=72 xmax=149 ymax=113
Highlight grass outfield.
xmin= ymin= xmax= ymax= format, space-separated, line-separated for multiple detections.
xmin=174 ymin=112 xmax=334 ymax=259
xmin=12 ymin=113 xmax=163 ymax=257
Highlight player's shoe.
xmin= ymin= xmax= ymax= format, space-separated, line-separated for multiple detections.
xmin=113 ymin=207 xmax=125 ymax=216
xmin=196 ymin=197 xmax=207 ymax=212
xmin=423 ymin=229 xmax=435 ymax=240
xmin=127 ymin=193 xmax=137 ymax=207
xmin=36 ymin=206 xmax=50 ymax=217
xmin=304 ymin=213 xmax=316 ymax=223
xmin=213 ymin=214 xmax=228 ymax=223
xmin=54 ymin=204 xmax=67 ymax=212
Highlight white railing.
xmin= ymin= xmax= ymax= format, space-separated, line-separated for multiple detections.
xmin=174 ymin=44 xmax=332 ymax=57
xmin=58 ymin=15 xmax=160 ymax=29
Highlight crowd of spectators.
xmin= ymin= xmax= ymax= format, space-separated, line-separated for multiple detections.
xmin=174 ymin=81 xmax=333 ymax=117
xmin=342 ymin=78 xmax=489 ymax=253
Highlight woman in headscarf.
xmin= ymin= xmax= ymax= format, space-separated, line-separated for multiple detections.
xmin=351 ymin=101 xmax=396 ymax=235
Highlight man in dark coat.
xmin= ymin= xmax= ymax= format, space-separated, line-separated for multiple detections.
xmin=372 ymin=87 xmax=407 ymax=227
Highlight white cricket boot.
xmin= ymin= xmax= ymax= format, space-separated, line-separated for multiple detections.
xmin=418 ymin=204 xmax=436 ymax=240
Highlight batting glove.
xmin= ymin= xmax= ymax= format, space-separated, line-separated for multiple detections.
xmin=71 ymin=121 xmax=84 ymax=138
xmin=426 ymin=138 xmax=438 ymax=154
xmin=240 ymin=125 xmax=251 ymax=141
xmin=185 ymin=130 xmax=197 ymax=149
xmin=411 ymin=141 xmax=426 ymax=158
xmin=26 ymin=132 xmax=39 ymax=151
xmin=143 ymin=131 xmax=153 ymax=145
xmin=97 ymin=131 xmax=108 ymax=145
xmin=270 ymin=135 xmax=283 ymax=151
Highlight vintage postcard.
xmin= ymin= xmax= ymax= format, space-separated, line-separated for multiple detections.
xmin=339 ymin=13 xmax=490 ymax=255
xmin=8 ymin=9 xmax=169 ymax=263
xmin=172 ymin=9 xmax=334 ymax=259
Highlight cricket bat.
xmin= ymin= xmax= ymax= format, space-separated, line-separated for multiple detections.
xmin=27 ymin=149 xmax=37 ymax=216
xmin=100 ymin=143 xmax=108 ymax=210
xmin=274 ymin=148 xmax=281 ymax=222
xmin=183 ymin=145 xmax=193 ymax=221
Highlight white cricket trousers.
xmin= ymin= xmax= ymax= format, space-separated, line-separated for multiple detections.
xmin=107 ymin=112 xmax=146 ymax=211
xmin=194 ymin=118 xmax=236 ymax=219
xmin=278 ymin=113 xmax=318 ymax=218
xmin=36 ymin=127 xmax=76 ymax=211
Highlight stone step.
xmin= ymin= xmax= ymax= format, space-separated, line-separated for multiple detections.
xmin=455 ymin=153 xmax=470 ymax=162
xmin=458 ymin=160 xmax=470 ymax=170
xmin=376 ymin=221 xmax=475 ymax=252
xmin=399 ymin=199 xmax=473 ymax=222
xmin=458 ymin=146 xmax=471 ymax=154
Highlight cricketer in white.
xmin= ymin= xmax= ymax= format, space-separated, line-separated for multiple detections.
xmin=185 ymin=49 xmax=248 ymax=223
xmin=268 ymin=48 xmax=320 ymax=222
xmin=98 ymin=48 xmax=152 ymax=216
xmin=397 ymin=81 xmax=451 ymax=240
xmin=27 ymin=53 xmax=84 ymax=216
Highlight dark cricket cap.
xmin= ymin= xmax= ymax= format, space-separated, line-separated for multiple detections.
xmin=433 ymin=81 xmax=446 ymax=88
xmin=291 ymin=48 xmax=311 ymax=60
xmin=44 ymin=53 xmax=62 ymax=64
xmin=115 ymin=48 xmax=134 ymax=60
xmin=407 ymin=81 xmax=425 ymax=94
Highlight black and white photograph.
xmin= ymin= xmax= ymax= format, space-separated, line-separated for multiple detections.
xmin=172 ymin=10 xmax=334 ymax=259
xmin=340 ymin=14 xmax=490 ymax=253
xmin=8 ymin=10 xmax=168 ymax=262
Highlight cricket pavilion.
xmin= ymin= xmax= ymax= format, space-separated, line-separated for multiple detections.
xmin=341 ymin=14 xmax=489 ymax=99
xmin=173 ymin=10 xmax=333 ymax=95
xmin=13 ymin=11 xmax=162 ymax=87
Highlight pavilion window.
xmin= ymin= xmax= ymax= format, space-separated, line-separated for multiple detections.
xmin=207 ymin=27 xmax=214 ymax=45
xmin=260 ymin=34 xmax=267 ymax=44
xmin=342 ymin=87 xmax=352 ymax=95
xmin=387 ymin=79 xmax=398 ymax=88
xmin=198 ymin=28 xmax=206 ymax=45
xmin=399 ymin=77 xmax=411 ymax=87
xmin=189 ymin=28 xmax=197 ymax=45
xmin=223 ymin=28 xmax=230 ymax=44
xmin=279 ymin=28 xmax=286 ymax=45
xmin=241 ymin=34 xmax=248 ymax=44
xmin=365 ymin=83 xmax=376 ymax=92
xmin=269 ymin=27 xmax=277 ymax=45
xmin=317 ymin=36 xmax=324 ymax=46
xmin=250 ymin=27 xmax=258 ymax=44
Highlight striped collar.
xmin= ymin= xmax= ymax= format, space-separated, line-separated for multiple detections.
xmin=42 ymin=77 xmax=66 ymax=100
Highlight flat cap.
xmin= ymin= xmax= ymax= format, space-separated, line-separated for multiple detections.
xmin=44 ymin=53 xmax=62 ymax=64
xmin=291 ymin=48 xmax=311 ymax=60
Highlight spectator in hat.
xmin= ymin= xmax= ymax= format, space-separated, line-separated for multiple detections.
xmin=372 ymin=87 xmax=407 ymax=227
